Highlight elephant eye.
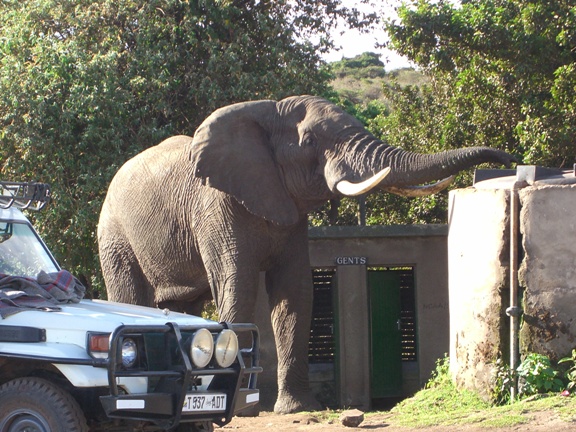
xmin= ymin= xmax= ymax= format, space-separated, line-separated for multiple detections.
xmin=300 ymin=133 xmax=316 ymax=148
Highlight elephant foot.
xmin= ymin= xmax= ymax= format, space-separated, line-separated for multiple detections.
xmin=273 ymin=389 xmax=323 ymax=414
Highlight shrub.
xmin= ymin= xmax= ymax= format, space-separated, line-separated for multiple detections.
xmin=516 ymin=353 xmax=564 ymax=398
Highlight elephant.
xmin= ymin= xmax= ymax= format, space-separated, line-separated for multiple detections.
xmin=97 ymin=95 xmax=516 ymax=414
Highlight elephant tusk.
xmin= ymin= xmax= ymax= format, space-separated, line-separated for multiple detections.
xmin=336 ymin=167 xmax=391 ymax=196
xmin=382 ymin=176 xmax=455 ymax=197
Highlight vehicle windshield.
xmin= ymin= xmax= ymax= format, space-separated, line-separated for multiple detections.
xmin=0 ymin=221 xmax=59 ymax=277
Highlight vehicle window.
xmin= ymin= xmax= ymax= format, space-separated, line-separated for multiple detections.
xmin=0 ymin=222 xmax=59 ymax=277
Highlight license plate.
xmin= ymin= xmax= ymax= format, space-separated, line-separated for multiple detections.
xmin=182 ymin=394 xmax=227 ymax=412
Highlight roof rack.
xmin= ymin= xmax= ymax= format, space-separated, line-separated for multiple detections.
xmin=0 ymin=182 xmax=51 ymax=210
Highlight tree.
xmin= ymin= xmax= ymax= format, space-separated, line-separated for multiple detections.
xmin=332 ymin=51 xmax=385 ymax=71
xmin=385 ymin=0 xmax=576 ymax=168
xmin=317 ymin=0 xmax=576 ymax=227
xmin=0 ymin=0 xmax=376 ymax=292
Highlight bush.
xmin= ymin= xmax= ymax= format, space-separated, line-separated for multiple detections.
xmin=559 ymin=349 xmax=576 ymax=391
xmin=516 ymin=353 xmax=564 ymax=398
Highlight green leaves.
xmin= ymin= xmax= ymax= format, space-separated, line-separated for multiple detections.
xmin=517 ymin=353 xmax=564 ymax=397
xmin=0 ymin=0 xmax=372 ymax=294
xmin=386 ymin=0 xmax=576 ymax=168
xmin=559 ymin=349 xmax=576 ymax=391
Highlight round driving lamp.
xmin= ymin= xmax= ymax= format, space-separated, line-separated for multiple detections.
xmin=191 ymin=328 xmax=214 ymax=368
xmin=121 ymin=338 xmax=138 ymax=368
xmin=215 ymin=329 xmax=239 ymax=368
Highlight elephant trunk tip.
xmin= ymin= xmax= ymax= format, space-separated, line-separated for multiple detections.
xmin=473 ymin=148 xmax=518 ymax=168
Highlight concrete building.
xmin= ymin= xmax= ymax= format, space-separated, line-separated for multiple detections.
xmin=256 ymin=224 xmax=451 ymax=410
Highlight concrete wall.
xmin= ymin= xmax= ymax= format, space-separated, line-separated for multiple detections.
xmin=255 ymin=225 xmax=450 ymax=410
xmin=518 ymin=185 xmax=576 ymax=360
xmin=449 ymin=183 xmax=576 ymax=397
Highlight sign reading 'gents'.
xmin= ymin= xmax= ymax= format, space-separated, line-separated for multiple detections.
xmin=335 ymin=256 xmax=368 ymax=265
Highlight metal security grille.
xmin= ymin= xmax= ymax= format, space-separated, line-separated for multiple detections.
xmin=308 ymin=268 xmax=336 ymax=364
xmin=398 ymin=268 xmax=417 ymax=362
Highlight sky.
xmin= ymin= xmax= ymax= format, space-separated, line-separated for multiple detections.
xmin=320 ymin=1 xmax=413 ymax=70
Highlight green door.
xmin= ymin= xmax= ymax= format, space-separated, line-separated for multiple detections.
xmin=369 ymin=270 xmax=403 ymax=398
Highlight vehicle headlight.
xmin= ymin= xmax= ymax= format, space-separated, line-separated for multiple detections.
xmin=191 ymin=328 xmax=214 ymax=368
xmin=121 ymin=338 xmax=138 ymax=368
xmin=215 ymin=329 xmax=239 ymax=368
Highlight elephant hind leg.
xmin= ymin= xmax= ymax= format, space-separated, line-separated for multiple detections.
xmin=99 ymin=236 xmax=154 ymax=306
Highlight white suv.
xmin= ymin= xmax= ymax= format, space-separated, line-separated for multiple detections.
xmin=0 ymin=182 xmax=261 ymax=432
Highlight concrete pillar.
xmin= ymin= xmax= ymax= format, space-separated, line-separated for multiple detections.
xmin=336 ymin=264 xmax=371 ymax=410
xmin=448 ymin=188 xmax=510 ymax=400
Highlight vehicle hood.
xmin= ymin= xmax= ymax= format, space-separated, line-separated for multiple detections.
xmin=2 ymin=299 xmax=219 ymax=333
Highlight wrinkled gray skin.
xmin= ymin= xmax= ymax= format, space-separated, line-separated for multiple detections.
xmin=98 ymin=96 xmax=515 ymax=414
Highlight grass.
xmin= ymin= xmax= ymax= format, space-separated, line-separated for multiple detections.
xmin=363 ymin=357 xmax=576 ymax=429
xmin=302 ymin=357 xmax=576 ymax=429
xmin=384 ymin=390 xmax=576 ymax=429
xmin=297 ymin=394 xmax=576 ymax=430
xmin=388 ymin=359 xmax=493 ymax=427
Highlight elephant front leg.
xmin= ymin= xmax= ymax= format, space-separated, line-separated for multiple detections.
xmin=266 ymin=223 xmax=322 ymax=414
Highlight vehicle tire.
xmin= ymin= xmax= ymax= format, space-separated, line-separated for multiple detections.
xmin=173 ymin=421 xmax=214 ymax=432
xmin=0 ymin=377 xmax=88 ymax=432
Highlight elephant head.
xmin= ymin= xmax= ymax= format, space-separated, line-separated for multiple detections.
xmin=189 ymin=95 xmax=515 ymax=224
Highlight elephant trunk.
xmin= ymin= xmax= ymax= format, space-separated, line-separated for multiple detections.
xmin=380 ymin=146 xmax=515 ymax=187
xmin=328 ymin=132 xmax=516 ymax=196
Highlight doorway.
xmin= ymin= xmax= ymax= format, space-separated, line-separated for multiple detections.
xmin=368 ymin=267 xmax=416 ymax=399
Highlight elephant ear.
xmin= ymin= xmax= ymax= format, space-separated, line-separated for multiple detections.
xmin=189 ymin=101 xmax=300 ymax=226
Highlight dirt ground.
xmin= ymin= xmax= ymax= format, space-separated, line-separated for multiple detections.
xmin=214 ymin=410 xmax=576 ymax=432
